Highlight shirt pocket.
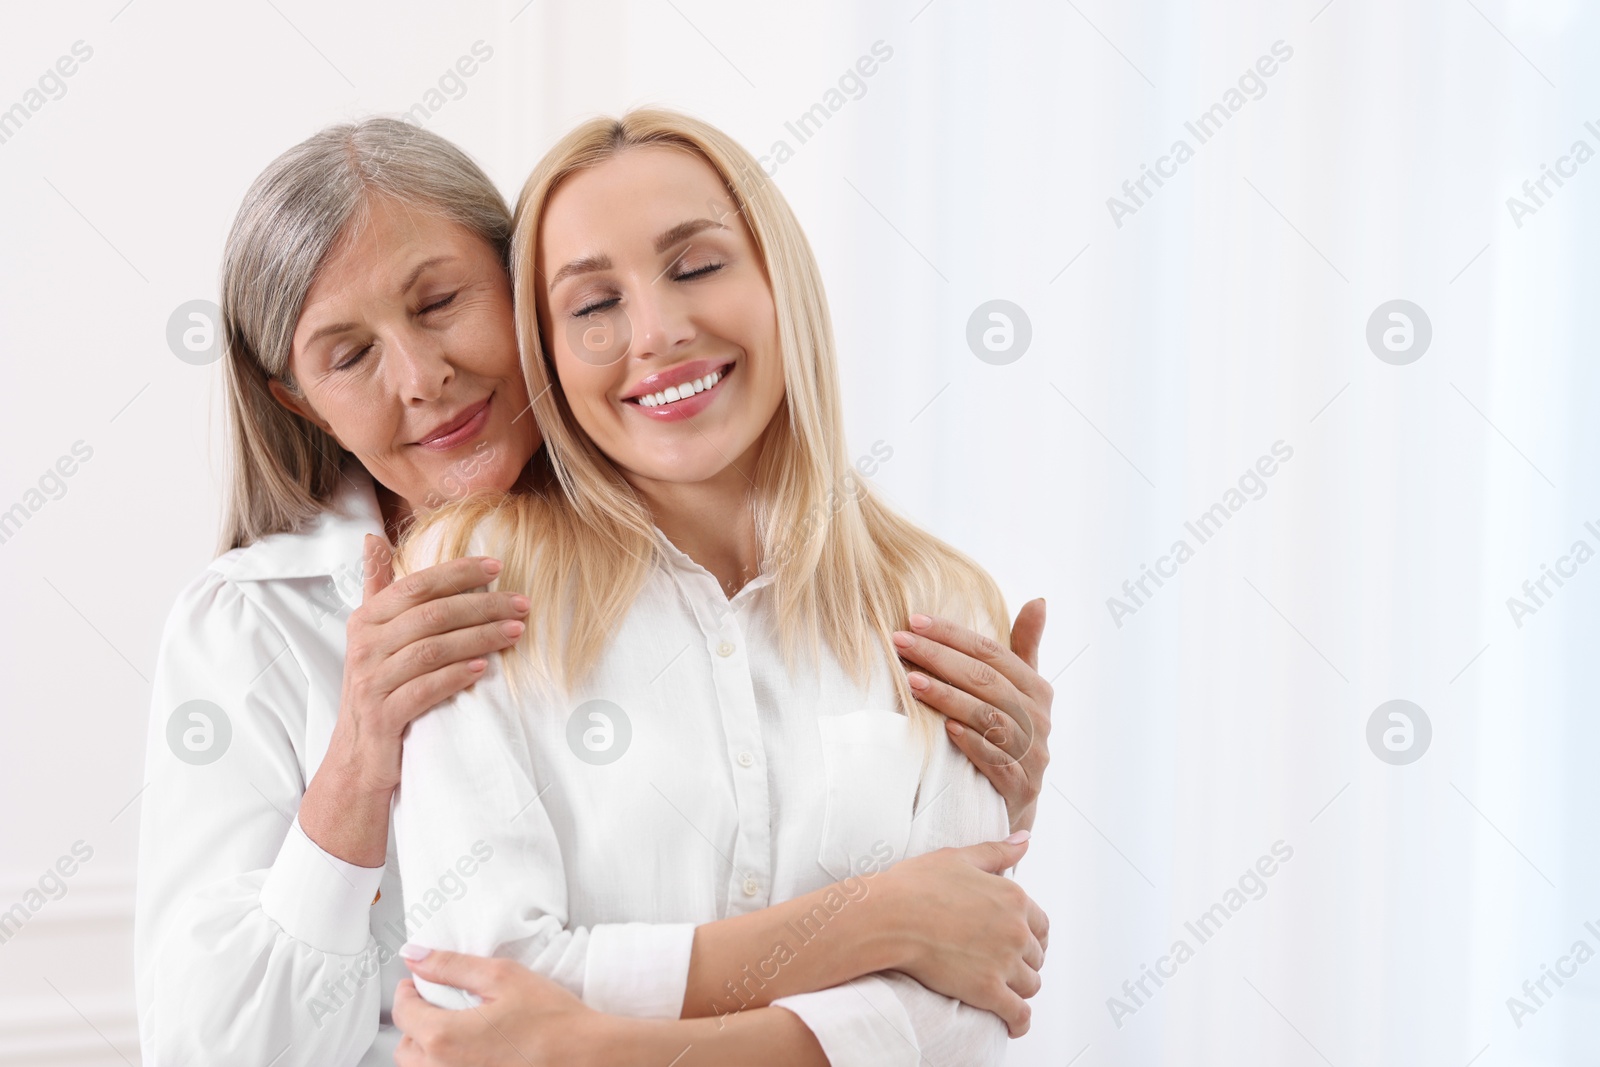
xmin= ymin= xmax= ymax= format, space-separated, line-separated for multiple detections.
xmin=815 ymin=709 xmax=922 ymax=880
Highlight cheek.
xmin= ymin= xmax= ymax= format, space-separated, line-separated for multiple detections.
xmin=553 ymin=357 xmax=615 ymax=421
xmin=319 ymin=380 xmax=400 ymax=450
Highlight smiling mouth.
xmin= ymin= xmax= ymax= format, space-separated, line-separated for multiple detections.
xmin=627 ymin=362 xmax=734 ymax=409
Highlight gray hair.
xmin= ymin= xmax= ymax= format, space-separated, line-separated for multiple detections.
xmin=218 ymin=117 xmax=512 ymax=551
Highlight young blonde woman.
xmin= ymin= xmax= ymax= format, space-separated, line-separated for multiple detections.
xmin=137 ymin=118 xmax=1054 ymax=1065
xmin=390 ymin=109 xmax=1051 ymax=1067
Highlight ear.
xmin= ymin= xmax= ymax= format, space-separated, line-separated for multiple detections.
xmin=267 ymin=377 xmax=340 ymax=444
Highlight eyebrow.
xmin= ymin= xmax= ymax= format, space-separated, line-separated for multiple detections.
xmin=546 ymin=218 xmax=728 ymax=291
xmin=300 ymin=255 xmax=456 ymax=348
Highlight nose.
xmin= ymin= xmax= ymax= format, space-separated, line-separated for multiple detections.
xmin=386 ymin=322 xmax=454 ymax=404
xmin=627 ymin=272 xmax=696 ymax=362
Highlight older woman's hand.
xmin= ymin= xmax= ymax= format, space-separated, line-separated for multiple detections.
xmin=893 ymin=598 xmax=1053 ymax=833
xmin=299 ymin=534 xmax=529 ymax=866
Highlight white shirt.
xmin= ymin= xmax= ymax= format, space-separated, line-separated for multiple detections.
xmin=135 ymin=465 xmax=405 ymax=1066
xmin=393 ymin=527 xmax=1010 ymax=1067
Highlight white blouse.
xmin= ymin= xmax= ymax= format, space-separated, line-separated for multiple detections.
xmin=135 ymin=465 xmax=405 ymax=1066
xmin=394 ymin=527 xmax=1011 ymax=1067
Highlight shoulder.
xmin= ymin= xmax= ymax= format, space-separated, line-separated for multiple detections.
xmin=396 ymin=492 xmax=544 ymax=577
xmin=158 ymin=549 xmax=328 ymax=680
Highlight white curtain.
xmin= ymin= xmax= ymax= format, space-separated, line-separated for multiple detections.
xmin=0 ymin=1 xmax=1594 ymax=1064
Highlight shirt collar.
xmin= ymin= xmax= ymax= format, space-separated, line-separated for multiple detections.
xmin=651 ymin=525 xmax=774 ymax=606
xmin=216 ymin=462 xmax=387 ymax=583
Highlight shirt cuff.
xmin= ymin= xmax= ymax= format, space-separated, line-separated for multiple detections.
xmin=259 ymin=817 xmax=385 ymax=955
xmin=582 ymin=922 xmax=698 ymax=1018
xmin=772 ymin=976 xmax=919 ymax=1067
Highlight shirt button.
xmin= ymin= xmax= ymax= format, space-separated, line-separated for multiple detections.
xmin=742 ymin=878 xmax=759 ymax=897
xmin=717 ymin=641 xmax=735 ymax=657
xmin=737 ymin=751 xmax=754 ymax=768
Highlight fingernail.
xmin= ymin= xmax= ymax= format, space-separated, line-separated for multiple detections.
xmin=1005 ymin=830 xmax=1031 ymax=845
xmin=906 ymin=671 xmax=930 ymax=691
xmin=468 ymin=659 xmax=488 ymax=671
xmin=501 ymin=620 xmax=525 ymax=638
xmin=482 ymin=558 xmax=502 ymax=575
xmin=399 ymin=942 xmax=431 ymax=961
xmin=511 ymin=595 xmax=530 ymax=612
xmin=946 ymin=720 xmax=965 ymax=736
xmin=909 ymin=613 xmax=932 ymax=630
xmin=892 ymin=631 xmax=914 ymax=649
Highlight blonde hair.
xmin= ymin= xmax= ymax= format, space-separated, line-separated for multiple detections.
xmin=217 ymin=117 xmax=513 ymax=552
xmin=401 ymin=108 xmax=1008 ymax=729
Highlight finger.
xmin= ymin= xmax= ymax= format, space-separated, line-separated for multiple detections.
xmin=392 ymin=976 xmax=427 ymax=1031
xmin=955 ymin=832 xmax=1031 ymax=875
xmin=402 ymin=945 xmax=506 ymax=999
xmin=366 ymin=557 xmax=505 ymax=625
xmin=910 ymin=671 xmax=1027 ymax=761
xmin=390 ymin=591 xmax=530 ymax=646
xmin=1025 ymin=897 xmax=1049 ymax=955
xmin=383 ymin=659 xmax=493 ymax=725
xmin=903 ymin=613 xmax=1045 ymax=703
xmin=940 ymin=718 xmax=1030 ymax=815
xmin=996 ymin=990 xmax=1031 ymax=1038
xmin=363 ymin=534 xmax=396 ymax=604
xmin=382 ymin=619 xmax=526 ymax=690
xmin=1021 ymin=931 xmax=1045 ymax=974
xmin=1008 ymin=957 xmax=1044 ymax=1000
xmin=893 ymin=628 xmax=1030 ymax=737
xmin=1009 ymin=599 xmax=1046 ymax=671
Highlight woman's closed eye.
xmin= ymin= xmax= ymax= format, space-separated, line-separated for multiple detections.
xmin=328 ymin=293 xmax=460 ymax=370
xmin=569 ymin=259 xmax=726 ymax=319
xmin=673 ymin=260 xmax=723 ymax=282
xmin=418 ymin=291 xmax=459 ymax=315
xmin=333 ymin=343 xmax=373 ymax=371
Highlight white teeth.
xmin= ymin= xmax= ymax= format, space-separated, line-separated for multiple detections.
xmin=634 ymin=368 xmax=723 ymax=408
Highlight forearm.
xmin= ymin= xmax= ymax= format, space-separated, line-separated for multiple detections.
xmin=680 ymin=875 xmax=903 ymax=1017
xmin=590 ymin=1006 xmax=828 ymax=1066
xmin=299 ymin=742 xmax=393 ymax=868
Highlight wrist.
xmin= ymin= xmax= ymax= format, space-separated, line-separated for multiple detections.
xmin=569 ymin=1012 xmax=656 ymax=1066
xmin=854 ymin=868 xmax=918 ymax=973
xmin=300 ymin=757 xmax=395 ymax=868
xmin=324 ymin=717 xmax=403 ymax=792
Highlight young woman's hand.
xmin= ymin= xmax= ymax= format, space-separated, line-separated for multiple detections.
xmin=300 ymin=535 xmax=529 ymax=866
xmin=879 ymin=833 xmax=1049 ymax=1037
xmin=893 ymin=598 xmax=1053 ymax=833
xmin=393 ymin=950 xmax=597 ymax=1067
xmin=395 ymin=950 xmax=832 ymax=1067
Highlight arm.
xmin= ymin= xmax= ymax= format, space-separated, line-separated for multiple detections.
xmin=895 ymin=598 xmax=1054 ymax=833
xmin=392 ymin=651 xmax=1043 ymax=1026
xmin=394 ymin=951 xmax=830 ymax=1067
xmin=678 ymin=834 xmax=1038 ymax=1018
xmin=136 ymin=544 xmax=529 ymax=1065
xmin=767 ymin=717 xmax=1040 ymax=1066
xmin=135 ymin=571 xmax=385 ymax=1067
xmin=302 ymin=537 xmax=529 ymax=865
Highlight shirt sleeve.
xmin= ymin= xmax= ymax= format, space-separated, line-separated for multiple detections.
xmin=135 ymin=569 xmax=387 ymax=1067
xmin=391 ymin=649 xmax=697 ymax=1017
xmin=771 ymin=722 xmax=1012 ymax=1067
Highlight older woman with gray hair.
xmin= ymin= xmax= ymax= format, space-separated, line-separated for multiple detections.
xmin=134 ymin=118 xmax=1055 ymax=1065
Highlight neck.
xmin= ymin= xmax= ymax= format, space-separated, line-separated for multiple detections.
xmin=629 ymin=449 xmax=762 ymax=598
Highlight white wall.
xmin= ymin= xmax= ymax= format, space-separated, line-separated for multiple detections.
xmin=1 ymin=1 xmax=1596 ymax=1064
